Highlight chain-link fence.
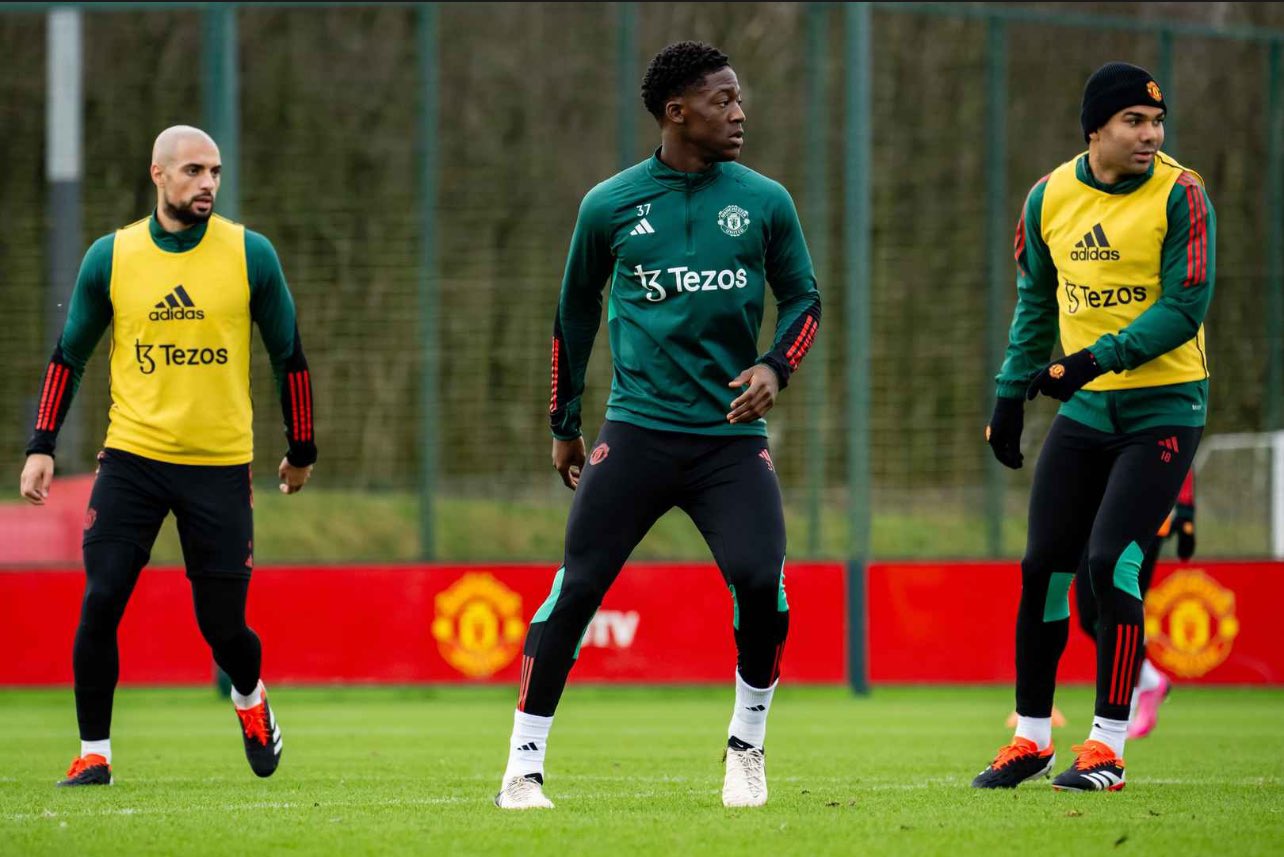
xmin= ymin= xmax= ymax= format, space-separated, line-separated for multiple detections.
xmin=2 ymin=2 xmax=1282 ymax=563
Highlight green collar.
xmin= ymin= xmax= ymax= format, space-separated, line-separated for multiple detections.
xmin=646 ymin=148 xmax=725 ymax=191
xmin=1075 ymin=154 xmax=1154 ymax=195
xmin=148 ymin=210 xmax=208 ymax=253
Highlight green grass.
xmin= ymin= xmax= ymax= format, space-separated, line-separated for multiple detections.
xmin=0 ymin=685 xmax=1280 ymax=855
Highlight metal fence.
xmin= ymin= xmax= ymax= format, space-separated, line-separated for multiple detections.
xmin=2 ymin=2 xmax=1282 ymax=563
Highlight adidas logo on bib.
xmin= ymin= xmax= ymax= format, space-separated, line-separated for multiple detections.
xmin=150 ymin=285 xmax=205 ymax=321
xmin=629 ymin=217 xmax=656 ymax=236
xmin=1071 ymin=223 xmax=1120 ymax=261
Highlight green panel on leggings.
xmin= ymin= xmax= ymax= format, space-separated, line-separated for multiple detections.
xmin=531 ymin=567 xmax=565 ymax=624
xmin=1114 ymin=541 xmax=1144 ymax=599
xmin=1043 ymin=572 xmax=1075 ymax=623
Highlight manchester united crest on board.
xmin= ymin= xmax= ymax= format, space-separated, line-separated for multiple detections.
xmin=1145 ymin=568 xmax=1238 ymax=678
xmin=717 ymin=204 xmax=750 ymax=237
xmin=432 ymin=572 xmax=526 ymax=678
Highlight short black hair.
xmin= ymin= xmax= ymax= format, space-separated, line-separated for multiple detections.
xmin=640 ymin=41 xmax=731 ymax=119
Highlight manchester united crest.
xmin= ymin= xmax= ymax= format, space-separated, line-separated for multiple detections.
xmin=717 ymin=204 xmax=750 ymax=237
xmin=431 ymin=572 xmax=526 ymax=678
xmin=1146 ymin=80 xmax=1163 ymax=102
xmin=1145 ymin=568 xmax=1238 ymax=678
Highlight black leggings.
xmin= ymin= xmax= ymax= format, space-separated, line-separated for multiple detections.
xmin=74 ymin=540 xmax=261 ymax=740
xmin=517 ymin=420 xmax=789 ymax=717
xmin=1016 ymin=416 xmax=1200 ymax=722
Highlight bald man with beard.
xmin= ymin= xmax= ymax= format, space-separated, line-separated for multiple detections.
xmin=20 ymin=126 xmax=317 ymax=786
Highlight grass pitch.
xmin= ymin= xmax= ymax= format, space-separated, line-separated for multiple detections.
xmin=0 ymin=685 xmax=1280 ymax=856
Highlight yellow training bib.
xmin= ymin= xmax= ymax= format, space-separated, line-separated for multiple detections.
xmin=1041 ymin=152 xmax=1208 ymax=391
xmin=105 ymin=215 xmax=254 ymax=464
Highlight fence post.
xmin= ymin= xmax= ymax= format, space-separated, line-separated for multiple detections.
xmin=1267 ymin=41 xmax=1283 ymax=433
xmin=616 ymin=2 xmax=637 ymax=170
xmin=202 ymin=6 xmax=239 ymax=223
xmin=417 ymin=3 xmax=440 ymax=560
xmin=202 ymin=5 xmax=239 ymax=696
xmin=45 ymin=7 xmax=83 ymax=467
xmin=1157 ymin=29 xmax=1176 ymax=155
xmin=845 ymin=1 xmax=872 ymax=695
xmin=805 ymin=2 xmax=830 ymax=557
xmin=984 ymin=16 xmax=1008 ymax=557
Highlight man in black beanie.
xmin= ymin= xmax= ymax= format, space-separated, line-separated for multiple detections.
xmin=972 ymin=62 xmax=1215 ymax=791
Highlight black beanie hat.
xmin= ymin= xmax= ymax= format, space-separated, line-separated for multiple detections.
xmin=1080 ymin=62 xmax=1167 ymax=142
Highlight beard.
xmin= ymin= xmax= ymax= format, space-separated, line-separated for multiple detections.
xmin=163 ymin=195 xmax=214 ymax=225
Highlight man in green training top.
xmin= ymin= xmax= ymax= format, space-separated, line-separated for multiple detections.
xmin=974 ymin=62 xmax=1213 ymax=792
xmin=19 ymin=125 xmax=316 ymax=786
xmin=495 ymin=41 xmax=821 ymax=810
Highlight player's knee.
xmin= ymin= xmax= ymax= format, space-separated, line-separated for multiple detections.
xmin=79 ymin=584 xmax=129 ymax=632
xmin=555 ymin=574 xmax=609 ymax=615
xmin=1087 ymin=542 xmax=1144 ymax=603
xmin=194 ymin=605 xmax=251 ymax=648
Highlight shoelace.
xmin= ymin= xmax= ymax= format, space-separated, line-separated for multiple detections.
xmin=504 ymin=777 xmax=544 ymax=802
xmin=237 ymin=704 xmax=270 ymax=746
xmin=1071 ymin=741 xmax=1120 ymax=771
xmin=729 ymin=749 xmax=766 ymax=796
xmin=66 ymin=754 xmax=107 ymax=778
xmin=990 ymin=739 xmax=1040 ymax=770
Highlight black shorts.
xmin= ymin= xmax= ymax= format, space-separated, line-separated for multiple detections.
xmin=83 ymin=447 xmax=254 ymax=579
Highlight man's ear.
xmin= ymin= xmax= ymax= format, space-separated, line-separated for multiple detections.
xmin=664 ymin=97 xmax=685 ymax=125
xmin=150 ymin=163 xmax=165 ymax=189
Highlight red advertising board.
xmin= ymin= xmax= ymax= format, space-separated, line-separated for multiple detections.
xmin=0 ymin=562 xmax=845 ymax=686
xmin=867 ymin=560 xmax=1284 ymax=684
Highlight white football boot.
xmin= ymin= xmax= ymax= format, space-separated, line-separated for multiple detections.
xmin=722 ymin=741 xmax=768 ymax=807
xmin=494 ymin=773 xmax=555 ymax=810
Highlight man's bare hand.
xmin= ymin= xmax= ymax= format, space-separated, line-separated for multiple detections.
xmin=19 ymin=454 xmax=54 ymax=506
xmin=552 ymin=437 xmax=586 ymax=490
xmin=279 ymin=457 xmax=313 ymax=495
xmin=727 ymin=364 xmax=781 ymax=424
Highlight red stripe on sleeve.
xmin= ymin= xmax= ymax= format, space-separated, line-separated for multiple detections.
xmin=1179 ymin=175 xmax=1208 ymax=288
xmin=1012 ymin=210 xmax=1026 ymax=266
xmin=786 ymin=316 xmax=818 ymax=365
xmin=289 ymin=373 xmax=301 ymax=440
xmin=1191 ymin=186 xmax=1201 ymax=282
xmin=789 ymin=321 xmax=818 ymax=370
xmin=1181 ymin=181 xmax=1196 ymax=286
xmin=35 ymin=364 xmax=57 ymax=431
xmin=302 ymin=369 xmax=313 ymax=442
xmin=549 ymin=338 xmax=560 ymax=414
xmin=44 ymin=366 xmax=70 ymax=431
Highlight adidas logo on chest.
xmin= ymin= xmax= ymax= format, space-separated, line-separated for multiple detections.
xmin=1070 ymin=223 xmax=1120 ymax=261
xmin=149 ymin=285 xmax=205 ymax=321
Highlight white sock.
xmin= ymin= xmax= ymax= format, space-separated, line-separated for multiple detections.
xmin=231 ymin=680 xmax=264 ymax=709
xmin=81 ymin=739 xmax=111 ymax=764
xmin=1014 ymin=716 xmax=1052 ymax=751
xmin=504 ymin=710 xmax=552 ymax=781
xmin=727 ymin=671 xmax=777 ymax=749
xmin=1138 ymin=659 xmax=1163 ymax=693
xmin=1088 ymin=717 xmax=1128 ymax=757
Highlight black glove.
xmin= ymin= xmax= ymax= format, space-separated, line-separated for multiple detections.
xmin=986 ymin=396 xmax=1025 ymax=469
xmin=1174 ymin=505 xmax=1196 ymax=560
xmin=1026 ymin=349 xmax=1104 ymax=402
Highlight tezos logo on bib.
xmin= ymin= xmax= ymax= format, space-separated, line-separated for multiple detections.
xmin=717 ymin=204 xmax=750 ymax=237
